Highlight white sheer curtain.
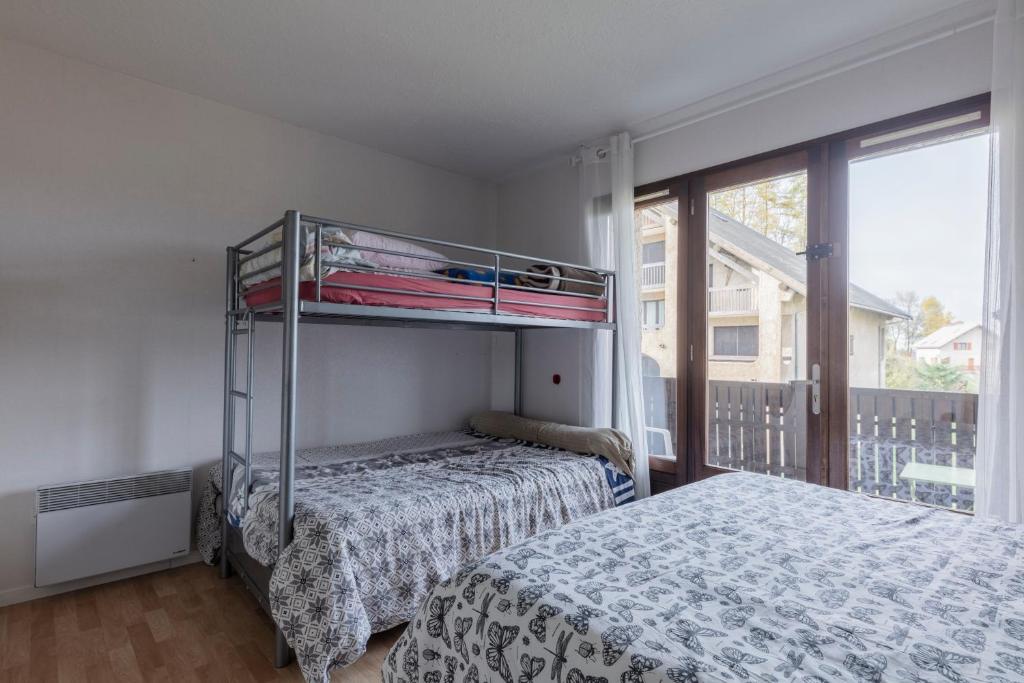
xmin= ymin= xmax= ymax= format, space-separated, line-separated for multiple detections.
xmin=977 ymin=0 xmax=1024 ymax=523
xmin=579 ymin=133 xmax=650 ymax=498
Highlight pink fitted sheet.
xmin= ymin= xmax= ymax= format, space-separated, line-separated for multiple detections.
xmin=244 ymin=270 xmax=608 ymax=322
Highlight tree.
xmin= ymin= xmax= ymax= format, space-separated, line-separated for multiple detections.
xmin=884 ymin=354 xmax=917 ymax=389
xmin=885 ymin=356 xmax=977 ymax=392
xmin=709 ymin=173 xmax=807 ymax=251
xmin=916 ymin=362 xmax=972 ymax=392
xmin=888 ymin=290 xmax=922 ymax=354
xmin=920 ymin=296 xmax=955 ymax=337
xmin=885 ymin=291 xmax=956 ymax=354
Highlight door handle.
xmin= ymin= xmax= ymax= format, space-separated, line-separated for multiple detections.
xmin=811 ymin=363 xmax=821 ymax=415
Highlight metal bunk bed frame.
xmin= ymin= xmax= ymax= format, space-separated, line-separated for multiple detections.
xmin=219 ymin=210 xmax=617 ymax=667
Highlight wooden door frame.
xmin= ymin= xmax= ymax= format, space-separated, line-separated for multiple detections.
xmin=823 ymin=140 xmax=849 ymax=490
xmin=691 ymin=149 xmax=826 ymax=484
xmin=635 ymin=93 xmax=991 ymax=491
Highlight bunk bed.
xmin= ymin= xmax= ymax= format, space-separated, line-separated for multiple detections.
xmin=206 ymin=211 xmax=623 ymax=682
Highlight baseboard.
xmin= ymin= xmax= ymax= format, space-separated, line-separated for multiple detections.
xmin=0 ymin=550 xmax=204 ymax=607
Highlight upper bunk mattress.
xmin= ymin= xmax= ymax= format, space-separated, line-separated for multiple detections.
xmin=195 ymin=430 xmax=632 ymax=683
xmin=243 ymin=270 xmax=608 ymax=322
xmin=386 ymin=471 xmax=1024 ymax=683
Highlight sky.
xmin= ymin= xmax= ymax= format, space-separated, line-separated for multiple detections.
xmin=848 ymin=134 xmax=990 ymax=323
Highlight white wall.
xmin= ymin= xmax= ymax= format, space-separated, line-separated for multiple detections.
xmin=635 ymin=22 xmax=993 ymax=186
xmin=0 ymin=38 xmax=497 ymax=602
xmin=495 ymin=162 xmax=593 ymax=426
xmin=494 ymin=21 xmax=994 ymax=426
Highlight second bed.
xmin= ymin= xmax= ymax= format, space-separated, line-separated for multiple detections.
xmin=386 ymin=471 xmax=1024 ymax=683
xmin=197 ymin=428 xmax=634 ymax=682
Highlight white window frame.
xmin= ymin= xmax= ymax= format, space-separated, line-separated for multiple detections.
xmin=642 ymin=299 xmax=666 ymax=330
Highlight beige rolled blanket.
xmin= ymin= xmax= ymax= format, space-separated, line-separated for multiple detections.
xmin=515 ymin=264 xmax=605 ymax=296
xmin=469 ymin=411 xmax=634 ymax=477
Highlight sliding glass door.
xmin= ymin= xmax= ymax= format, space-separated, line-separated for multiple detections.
xmin=646 ymin=95 xmax=991 ymax=501
xmin=691 ymin=152 xmax=820 ymax=483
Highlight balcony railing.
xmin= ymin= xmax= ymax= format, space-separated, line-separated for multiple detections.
xmin=848 ymin=387 xmax=976 ymax=510
xmin=642 ymin=262 xmax=666 ymax=290
xmin=708 ymin=286 xmax=757 ymax=315
xmin=637 ymin=380 xmax=977 ymax=510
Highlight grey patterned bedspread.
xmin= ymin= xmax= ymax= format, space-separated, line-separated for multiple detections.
xmin=385 ymin=472 xmax=1024 ymax=683
xmin=195 ymin=430 xmax=623 ymax=683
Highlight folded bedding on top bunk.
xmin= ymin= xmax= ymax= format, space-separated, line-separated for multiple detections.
xmin=243 ymin=270 xmax=609 ymax=321
xmin=238 ymin=226 xmax=376 ymax=284
xmin=516 ymin=263 xmax=606 ymax=296
xmin=344 ymin=229 xmax=448 ymax=272
xmin=195 ymin=429 xmax=633 ymax=683
xmin=238 ymin=224 xmax=450 ymax=286
xmin=439 ymin=267 xmax=517 ymax=284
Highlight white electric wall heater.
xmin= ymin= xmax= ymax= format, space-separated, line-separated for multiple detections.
xmin=35 ymin=468 xmax=192 ymax=586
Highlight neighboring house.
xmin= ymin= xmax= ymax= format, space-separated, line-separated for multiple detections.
xmin=913 ymin=322 xmax=982 ymax=372
xmin=638 ymin=206 xmax=909 ymax=389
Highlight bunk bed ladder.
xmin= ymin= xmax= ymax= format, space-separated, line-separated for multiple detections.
xmin=230 ymin=310 xmax=255 ymax=511
xmin=220 ymin=300 xmax=256 ymax=579
xmin=226 ymin=309 xmax=256 ymax=507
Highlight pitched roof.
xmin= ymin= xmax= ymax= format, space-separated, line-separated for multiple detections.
xmin=913 ymin=321 xmax=981 ymax=349
xmin=708 ymin=210 xmax=910 ymax=320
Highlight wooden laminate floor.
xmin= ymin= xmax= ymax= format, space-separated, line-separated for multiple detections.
xmin=0 ymin=562 xmax=402 ymax=682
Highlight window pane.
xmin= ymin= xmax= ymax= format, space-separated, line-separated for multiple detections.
xmin=712 ymin=325 xmax=758 ymax=356
xmin=706 ymin=170 xmax=808 ymax=481
xmin=642 ymin=241 xmax=665 ymax=263
xmin=713 ymin=327 xmax=738 ymax=355
xmin=643 ymin=299 xmax=665 ymax=330
xmin=635 ymin=202 xmax=677 ymax=465
xmin=736 ymin=326 xmax=758 ymax=356
xmin=847 ymin=132 xmax=988 ymax=512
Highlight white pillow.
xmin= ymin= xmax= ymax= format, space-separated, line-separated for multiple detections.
xmin=238 ymin=226 xmax=373 ymax=284
xmin=344 ymin=229 xmax=448 ymax=272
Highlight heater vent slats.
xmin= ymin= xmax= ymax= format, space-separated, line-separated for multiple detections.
xmin=37 ymin=469 xmax=192 ymax=513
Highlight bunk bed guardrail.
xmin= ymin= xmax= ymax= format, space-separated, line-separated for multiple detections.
xmin=220 ymin=210 xmax=618 ymax=668
xmin=228 ymin=212 xmax=616 ymax=326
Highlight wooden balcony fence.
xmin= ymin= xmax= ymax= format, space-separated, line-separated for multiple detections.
xmin=645 ymin=379 xmax=978 ymax=511
xmin=848 ymin=386 xmax=976 ymax=511
xmin=707 ymin=380 xmax=809 ymax=480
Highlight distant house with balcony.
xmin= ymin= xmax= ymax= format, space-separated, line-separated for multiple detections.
xmin=913 ymin=322 xmax=982 ymax=372
xmin=638 ymin=207 xmax=909 ymax=389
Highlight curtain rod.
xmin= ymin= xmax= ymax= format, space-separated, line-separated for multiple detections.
xmin=569 ymin=146 xmax=608 ymax=166
xmin=631 ymin=14 xmax=995 ymax=145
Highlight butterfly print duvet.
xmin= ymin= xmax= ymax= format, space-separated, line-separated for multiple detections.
xmin=385 ymin=472 xmax=1024 ymax=683
xmin=195 ymin=430 xmax=626 ymax=683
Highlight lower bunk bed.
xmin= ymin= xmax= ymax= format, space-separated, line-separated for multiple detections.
xmin=387 ymin=471 xmax=1024 ymax=683
xmin=196 ymin=427 xmax=635 ymax=683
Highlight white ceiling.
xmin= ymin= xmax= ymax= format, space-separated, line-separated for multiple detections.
xmin=0 ymin=0 xmax=974 ymax=179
